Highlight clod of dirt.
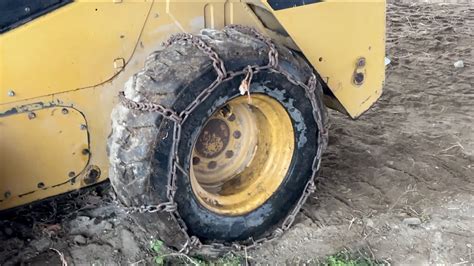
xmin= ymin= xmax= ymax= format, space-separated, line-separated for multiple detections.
xmin=69 ymin=216 xmax=114 ymax=237
xmin=69 ymin=244 xmax=116 ymax=265
xmin=402 ymin=217 xmax=422 ymax=226
xmin=120 ymin=229 xmax=140 ymax=260
xmin=30 ymin=237 xmax=52 ymax=253
xmin=365 ymin=218 xmax=375 ymax=228
xmin=73 ymin=235 xmax=87 ymax=245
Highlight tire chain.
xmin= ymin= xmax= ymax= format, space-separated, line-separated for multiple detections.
xmin=117 ymin=25 xmax=325 ymax=254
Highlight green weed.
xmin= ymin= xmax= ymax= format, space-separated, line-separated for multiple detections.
xmin=150 ymin=240 xmax=242 ymax=266
xmin=325 ymin=250 xmax=384 ymax=266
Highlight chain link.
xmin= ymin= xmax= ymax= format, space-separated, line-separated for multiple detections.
xmin=118 ymin=25 xmax=325 ymax=254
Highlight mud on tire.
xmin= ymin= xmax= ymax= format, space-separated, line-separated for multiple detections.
xmin=107 ymin=28 xmax=328 ymax=249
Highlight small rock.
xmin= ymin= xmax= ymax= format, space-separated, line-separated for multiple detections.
xmin=30 ymin=237 xmax=51 ymax=252
xmin=74 ymin=235 xmax=87 ymax=245
xmin=454 ymin=60 xmax=464 ymax=68
xmin=365 ymin=218 xmax=375 ymax=228
xmin=120 ymin=229 xmax=140 ymax=259
xmin=403 ymin=217 xmax=422 ymax=226
xmin=103 ymin=221 xmax=113 ymax=231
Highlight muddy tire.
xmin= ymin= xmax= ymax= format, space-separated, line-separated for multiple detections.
xmin=108 ymin=28 xmax=328 ymax=248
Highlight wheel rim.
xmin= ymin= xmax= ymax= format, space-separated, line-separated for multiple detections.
xmin=190 ymin=94 xmax=295 ymax=216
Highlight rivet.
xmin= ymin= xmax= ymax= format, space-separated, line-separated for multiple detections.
xmin=357 ymin=57 xmax=366 ymax=68
xmin=37 ymin=182 xmax=45 ymax=189
xmin=7 ymin=90 xmax=15 ymax=97
xmin=24 ymin=6 xmax=30 ymax=12
xmin=68 ymin=171 xmax=76 ymax=177
xmin=82 ymin=149 xmax=90 ymax=155
xmin=62 ymin=108 xmax=69 ymax=115
xmin=28 ymin=112 xmax=36 ymax=120
xmin=80 ymin=124 xmax=87 ymax=130
xmin=4 ymin=191 xmax=11 ymax=199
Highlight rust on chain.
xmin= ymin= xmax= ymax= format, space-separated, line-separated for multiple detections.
xmin=118 ymin=91 xmax=181 ymax=123
xmin=163 ymin=33 xmax=227 ymax=80
xmin=118 ymin=25 xmax=325 ymax=254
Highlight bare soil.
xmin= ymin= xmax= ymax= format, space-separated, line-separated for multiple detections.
xmin=1 ymin=2 xmax=472 ymax=265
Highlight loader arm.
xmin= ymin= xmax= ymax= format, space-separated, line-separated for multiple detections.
xmin=261 ymin=0 xmax=386 ymax=118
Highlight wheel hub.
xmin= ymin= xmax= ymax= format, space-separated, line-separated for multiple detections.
xmin=194 ymin=119 xmax=230 ymax=159
xmin=190 ymin=94 xmax=295 ymax=216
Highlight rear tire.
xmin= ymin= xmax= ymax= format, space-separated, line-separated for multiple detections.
xmin=108 ymin=28 xmax=327 ymax=246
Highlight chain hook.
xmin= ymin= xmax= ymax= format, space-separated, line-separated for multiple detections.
xmin=239 ymin=65 xmax=254 ymax=104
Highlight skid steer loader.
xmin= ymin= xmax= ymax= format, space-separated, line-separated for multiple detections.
xmin=0 ymin=0 xmax=386 ymax=252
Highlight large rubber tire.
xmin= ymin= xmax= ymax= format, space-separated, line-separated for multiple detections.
xmin=108 ymin=28 xmax=328 ymax=246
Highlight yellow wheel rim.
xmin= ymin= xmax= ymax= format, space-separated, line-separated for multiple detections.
xmin=190 ymin=94 xmax=295 ymax=216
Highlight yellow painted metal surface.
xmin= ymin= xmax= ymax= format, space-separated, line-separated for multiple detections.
xmin=263 ymin=0 xmax=386 ymax=118
xmin=0 ymin=106 xmax=89 ymax=208
xmin=0 ymin=0 xmax=151 ymax=104
xmin=0 ymin=0 xmax=386 ymax=210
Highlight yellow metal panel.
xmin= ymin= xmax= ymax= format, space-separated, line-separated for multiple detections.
xmin=0 ymin=106 xmax=89 ymax=209
xmin=264 ymin=0 xmax=386 ymax=118
xmin=0 ymin=1 xmax=151 ymax=104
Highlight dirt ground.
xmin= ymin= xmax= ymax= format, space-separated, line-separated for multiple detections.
xmin=1 ymin=1 xmax=473 ymax=265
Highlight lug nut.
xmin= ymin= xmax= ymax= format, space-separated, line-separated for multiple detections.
xmin=233 ymin=130 xmax=241 ymax=139
xmin=227 ymin=114 xmax=236 ymax=122
xmin=225 ymin=150 xmax=234 ymax=158
xmin=208 ymin=161 xmax=217 ymax=169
